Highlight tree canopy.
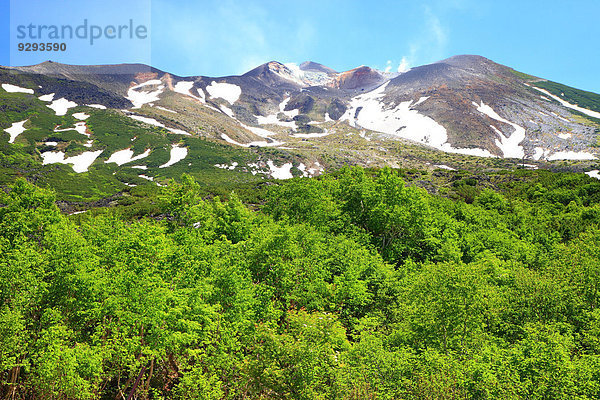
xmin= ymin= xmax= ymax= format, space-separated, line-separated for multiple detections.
xmin=2 ymin=167 xmax=600 ymax=399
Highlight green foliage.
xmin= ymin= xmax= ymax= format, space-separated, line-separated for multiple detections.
xmin=510 ymin=69 xmax=538 ymax=81
xmin=2 ymin=168 xmax=600 ymax=398
xmin=0 ymin=178 xmax=60 ymax=244
xmin=533 ymin=80 xmax=600 ymax=114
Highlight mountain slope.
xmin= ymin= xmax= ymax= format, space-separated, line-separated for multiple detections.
xmin=2 ymin=55 xmax=600 ymax=201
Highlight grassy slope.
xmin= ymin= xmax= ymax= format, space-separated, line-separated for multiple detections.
xmin=0 ymin=89 xmax=270 ymax=201
xmin=533 ymin=80 xmax=600 ymax=114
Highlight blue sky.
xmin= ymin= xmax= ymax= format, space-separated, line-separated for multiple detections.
xmin=1 ymin=0 xmax=599 ymax=93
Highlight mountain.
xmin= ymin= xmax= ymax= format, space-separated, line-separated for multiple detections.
xmin=9 ymin=61 xmax=168 ymax=96
xmin=1 ymin=55 xmax=600 ymax=201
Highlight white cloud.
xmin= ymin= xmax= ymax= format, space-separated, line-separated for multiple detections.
xmin=384 ymin=60 xmax=392 ymax=73
xmin=399 ymin=6 xmax=449 ymax=69
xmin=425 ymin=7 xmax=448 ymax=49
xmin=398 ymin=57 xmax=410 ymax=72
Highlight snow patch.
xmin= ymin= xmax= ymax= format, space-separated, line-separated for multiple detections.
xmin=126 ymin=80 xmax=165 ymax=108
xmin=220 ymin=104 xmax=235 ymax=118
xmin=279 ymin=98 xmax=300 ymax=118
xmin=47 ymin=98 xmax=78 ymax=116
xmin=167 ymin=127 xmax=191 ymax=136
xmin=38 ymin=93 xmax=55 ymax=102
xmin=155 ymin=106 xmax=177 ymax=113
xmin=412 ymin=96 xmax=430 ymax=107
xmin=105 ymin=148 xmax=151 ymax=166
xmin=522 ymin=164 xmax=538 ymax=169
xmin=267 ymin=160 xmax=294 ymax=180
xmin=558 ymin=133 xmax=572 ymax=139
xmin=247 ymin=162 xmax=268 ymax=175
xmin=130 ymin=114 xmax=165 ymax=127
xmin=241 ymin=123 xmax=277 ymax=138
xmin=440 ymin=145 xmax=495 ymax=158
xmin=221 ymin=134 xmax=244 ymax=146
xmin=221 ymin=133 xmax=284 ymax=148
xmin=434 ymin=164 xmax=456 ymax=171
xmin=206 ymin=82 xmax=241 ymax=105
xmin=215 ymin=162 xmax=238 ymax=170
xmin=159 ymin=145 xmax=188 ymax=168
xmin=129 ymin=114 xmax=191 ymax=135
xmin=174 ymin=81 xmax=206 ymax=103
xmin=248 ymin=139 xmax=286 ymax=147
xmin=292 ymin=129 xmax=332 ymax=138
xmin=297 ymin=163 xmax=308 ymax=177
xmin=473 ymin=101 xmax=525 ymax=159
xmin=69 ymin=211 xmax=87 ymax=216
xmin=547 ymin=151 xmax=597 ymax=161
xmin=533 ymin=147 xmax=547 ymax=161
xmin=585 ymin=170 xmax=600 ymax=180
xmin=550 ymin=111 xmax=570 ymax=123
xmin=342 ymin=83 xmax=493 ymax=157
xmin=531 ymin=86 xmax=600 ymax=119
xmin=256 ymin=113 xmax=297 ymax=129
xmin=4 ymin=120 xmax=28 ymax=143
xmin=255 ymin=97 xmax=300 ymax=130
xmin=87 ymin=104 xmax=107 ymax=110
xmin=73 ymin=112 xmax=90 ymax=120
xmin=307 ymin=161 xmax=325 ymax=176
xmin=2 ymin=83 xmax=34 ymax=94
xmin=54 ymin=121 xmax=89 ymax=137
xmin=295 ymin=162 xmax=321 ymax=177
xmin=41 ymin=149 xmax=104 ymax=173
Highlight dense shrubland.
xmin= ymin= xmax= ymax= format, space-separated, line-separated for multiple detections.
xmin=2 ymin=167 xmax=600 ymax=399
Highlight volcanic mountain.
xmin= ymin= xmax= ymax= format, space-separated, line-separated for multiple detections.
xmin=1 ymin=55 xmax=600 ymax=199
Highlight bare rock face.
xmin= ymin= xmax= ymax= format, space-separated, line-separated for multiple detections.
xmin=331 ymin=66 xmax=385 ymax=90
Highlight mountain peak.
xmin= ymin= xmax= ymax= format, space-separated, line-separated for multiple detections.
xmin=441 ymin=54 xmax=492 ymax=64
xmin=241 ymin=61 xmax=305 ymax=88
xmin=242 ymin=61 xmax=338 ymax=87
xmin=299 ymin=61 xmax=337 ymax=75
xmin=438 ymin=54 xmax=504 ymax=73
